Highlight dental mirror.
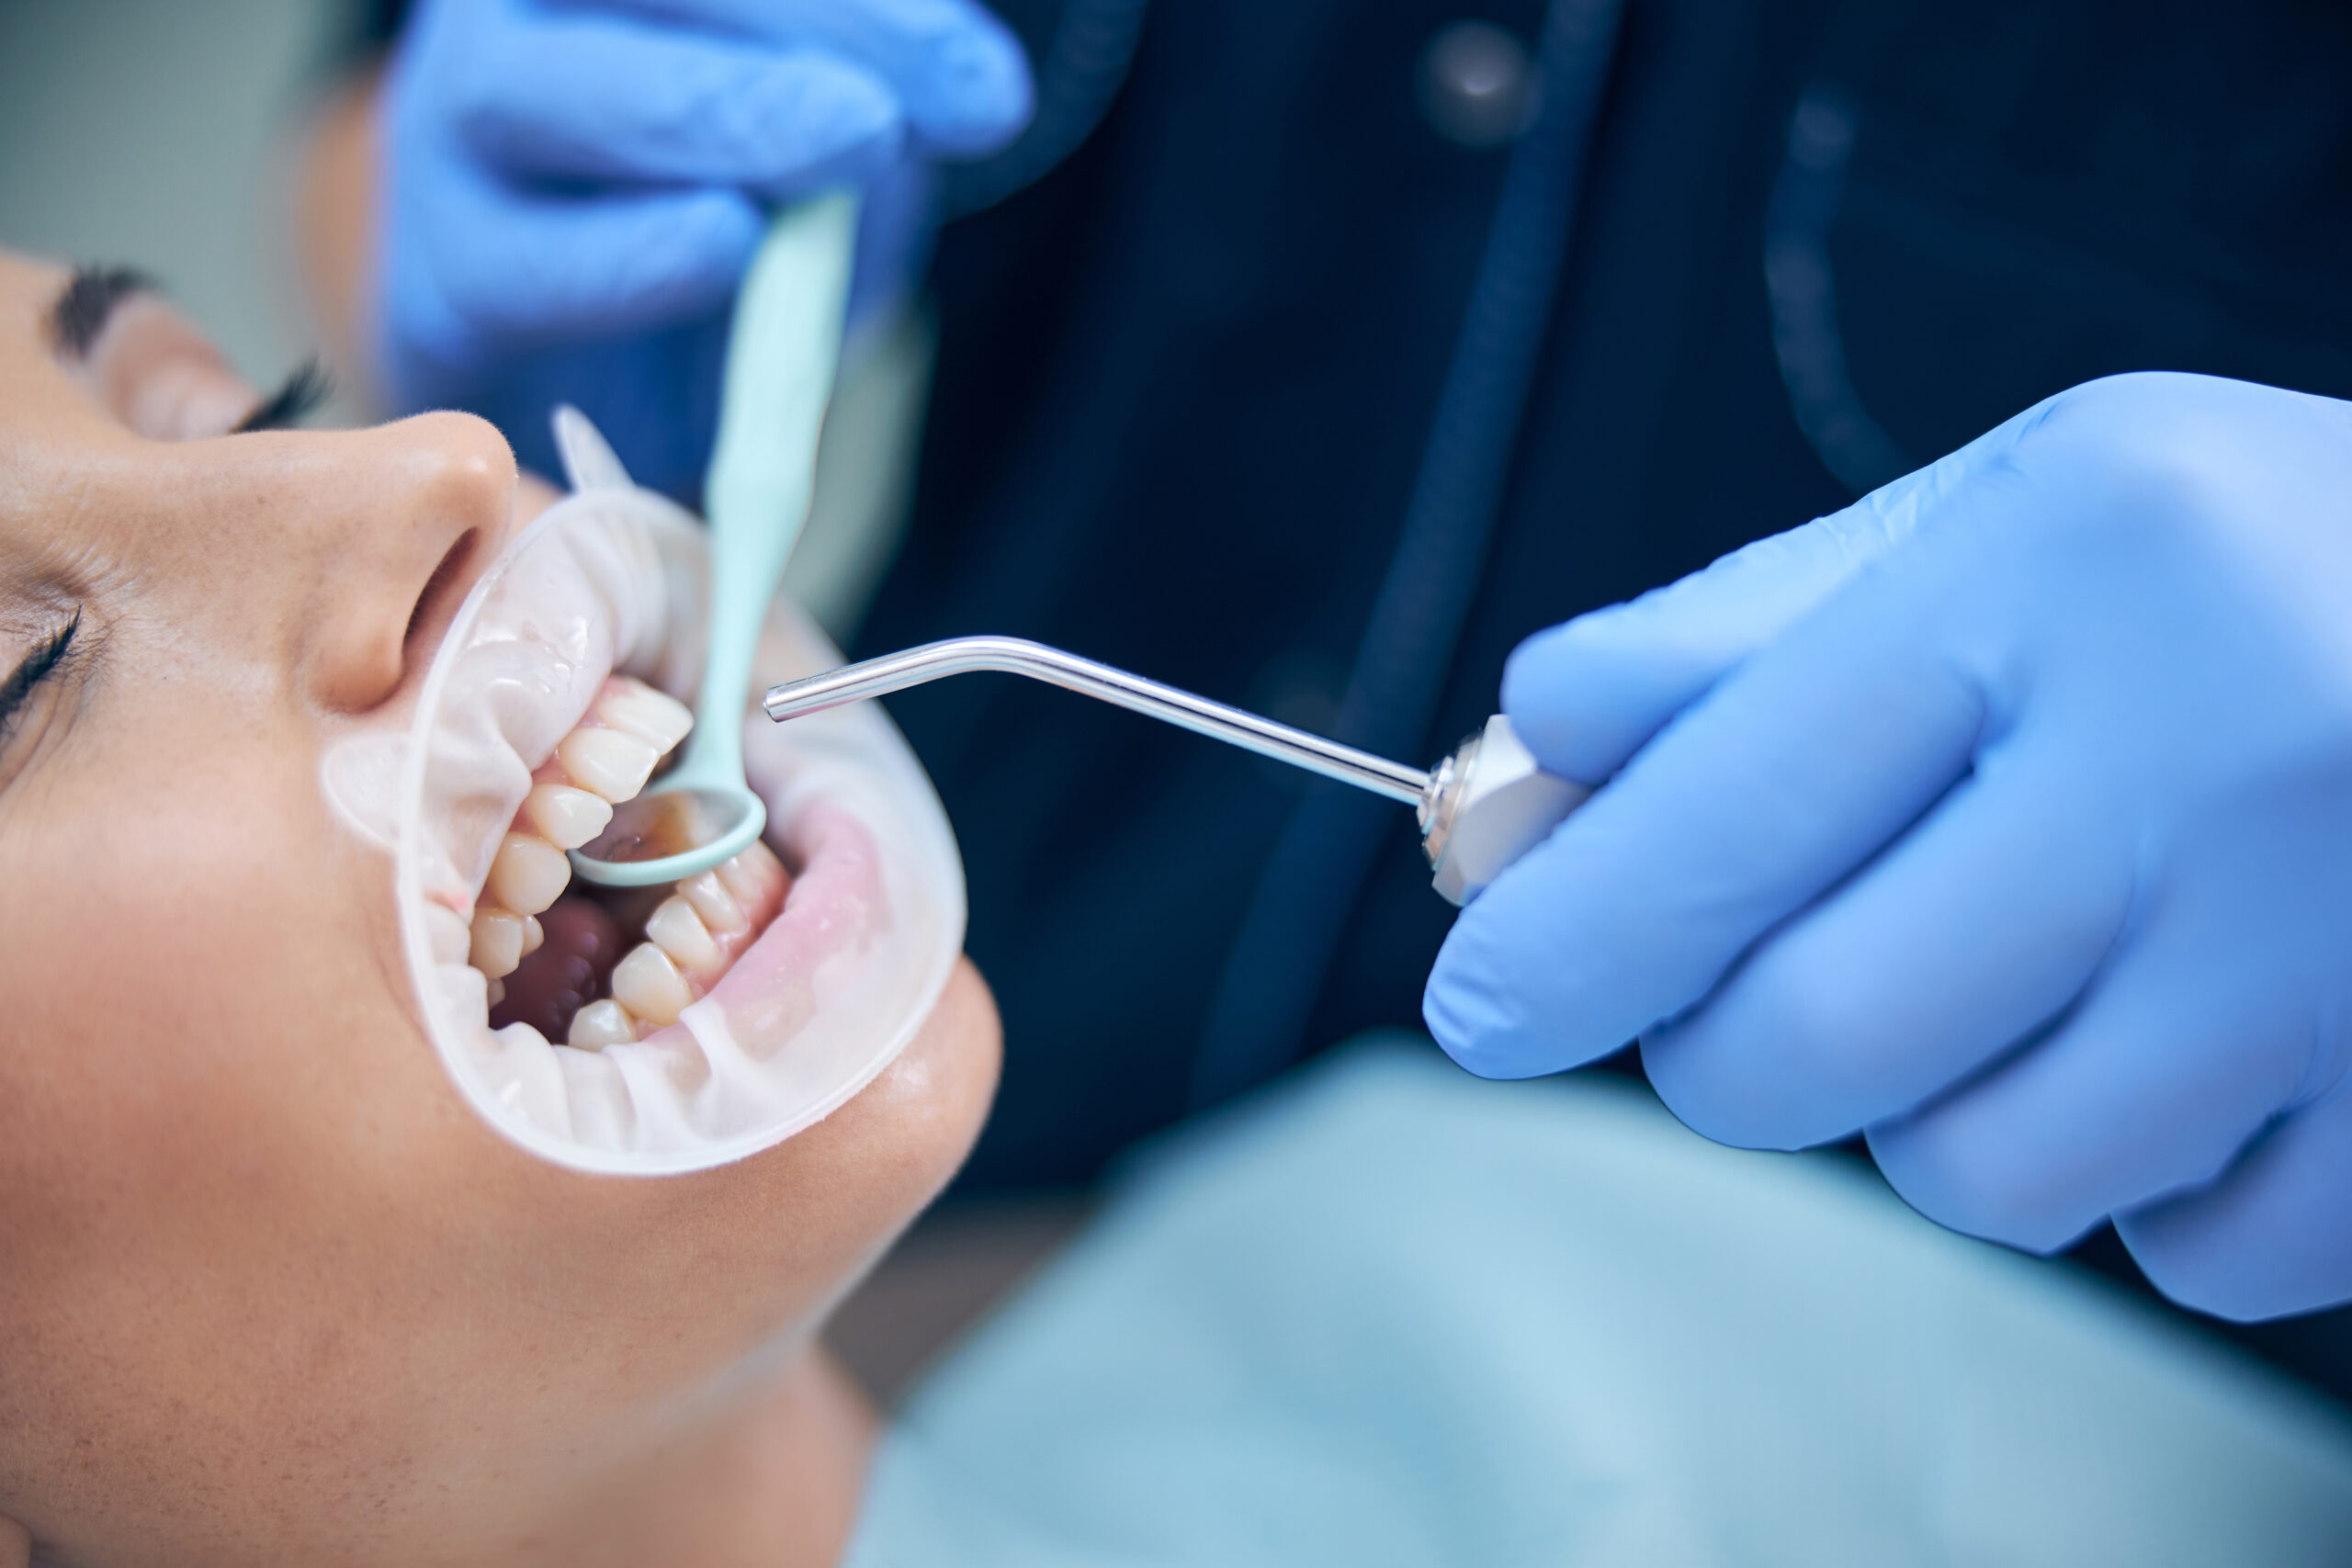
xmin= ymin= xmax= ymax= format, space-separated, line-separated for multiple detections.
xmin=571 ymin=192 xmax=855 ymax=887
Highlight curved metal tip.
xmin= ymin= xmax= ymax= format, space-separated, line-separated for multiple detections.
xmin=763 ymin=637 xmax=1431 ymax=807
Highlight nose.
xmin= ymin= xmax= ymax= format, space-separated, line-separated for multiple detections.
xmin=287 ymin=412 xmax=518 ymax=713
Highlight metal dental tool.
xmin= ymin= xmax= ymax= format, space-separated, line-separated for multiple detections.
xmin=761 ymin=636 xmax=1592 ymax=905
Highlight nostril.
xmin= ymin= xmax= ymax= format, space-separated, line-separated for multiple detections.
xmin=405 ymin=529 xmax=480 ymax=660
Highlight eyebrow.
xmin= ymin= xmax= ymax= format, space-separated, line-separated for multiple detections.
xmin=46 ymin=265 xmax=156 ymax=360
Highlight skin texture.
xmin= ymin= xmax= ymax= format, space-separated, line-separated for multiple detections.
xmin=0 ymin=249 xmax=1001 ymax=1567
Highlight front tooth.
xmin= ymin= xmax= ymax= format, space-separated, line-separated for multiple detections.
xmin=469 ymin=908 xmax=526 ymax=979
xmin=520 ymin=915 xmax=545 ymax=957
xmin=487 ymin=832 xmax=571 ymax=916
xmin=597 ymin=679 xmax=694 ymax=751
xmin=523 ymin=783 xmax=612 ymax=850
xmin=645 ymin=895 xmax=721 ymax=975
xmin=679 ymin=871 xmax=748 ymax=936
xmin=484 ymin=976 xmax=506 ymax=1009
xmin=558 ymin=728 xmax=662 ymax=804
xmin=567 ymin=998 xmax=639 ymax=1049
xmin=610 ymin=942 xmax=692 ymax=1028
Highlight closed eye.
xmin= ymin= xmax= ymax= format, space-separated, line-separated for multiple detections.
xmin=233 ymin=359 xmax=332 ymax=434
xmin=0 ymin=611 xmax=83 ymax=751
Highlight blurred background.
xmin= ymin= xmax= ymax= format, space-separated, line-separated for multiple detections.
xmin=0 ymin=0 xmax=349 ymax=392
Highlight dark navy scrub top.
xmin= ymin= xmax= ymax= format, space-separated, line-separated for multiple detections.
xmin=869 ymin=0 xmax=2352 ymax=1190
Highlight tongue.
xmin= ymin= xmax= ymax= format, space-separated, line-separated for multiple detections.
xmin=491 ymin=896 xmax=626 ymax=1044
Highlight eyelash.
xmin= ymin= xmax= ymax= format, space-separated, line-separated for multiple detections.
xmin=0 ymin=611 xmax=82 ymax=752
xmin=233 ymin=359 xmax=332 ymax=434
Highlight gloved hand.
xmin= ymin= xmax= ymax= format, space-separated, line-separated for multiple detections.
xmin=1426 ymin=372 xmax=2352 ymax=1321
xmin=378 ymin=0 xmax=1032 ymax=493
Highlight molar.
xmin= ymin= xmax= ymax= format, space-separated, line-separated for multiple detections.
xmin=558 ymin=727 xmax=662 ymax=804
xmin=596 ymin=678 xmax=694 ymax=751
xmin=524 ymin=783 xmax=612 ymax=850
xmin=487 ymin=831 xmax=571 ymax=916
xmin=610 ymin=942 xmax=692 ymax=1028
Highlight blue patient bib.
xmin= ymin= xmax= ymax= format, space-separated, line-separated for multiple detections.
xmin=846 ymin=1041 xmax=2352 ymax=1566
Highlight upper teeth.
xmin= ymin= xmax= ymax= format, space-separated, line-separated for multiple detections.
xmin=523 ymin=783 xmax=612 ymax=850
xmin=594 ymin=682 xmax=695 ymax=750
xmin=486 ymin=831 xmax=571 ymax=917
xmin=557 ymin=727 xmax=662 ymax=804
xmin=466 ymin=673 xmax=679 ymax=983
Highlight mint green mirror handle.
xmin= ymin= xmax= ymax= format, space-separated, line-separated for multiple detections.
xmin=569 ymin=192 xmax=857 ymax=888
xmin=684 ymin=190 xmax=858 ymax=793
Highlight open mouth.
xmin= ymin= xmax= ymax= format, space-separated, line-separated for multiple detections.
xmin=445 ymin=671 xmax=790 ymax=1049
xmin=377 ymin=412 xmax=966 ymax=1176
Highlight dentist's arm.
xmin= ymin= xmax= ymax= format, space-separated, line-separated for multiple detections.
xmin=1426 ymin=371 xmax=2352 ymax=1322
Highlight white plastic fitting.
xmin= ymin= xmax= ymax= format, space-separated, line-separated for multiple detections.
xmin=1420 ymin=715 xmax=1591 ymax=906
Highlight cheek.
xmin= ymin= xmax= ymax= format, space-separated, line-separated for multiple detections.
xmin=0 ymin=704 xmax=999 ymax=1522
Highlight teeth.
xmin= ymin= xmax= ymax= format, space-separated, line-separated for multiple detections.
xmin=469 ymin=908 xmax=526 ymax=979
xmin=454 ymin=680 xmax=784 ymax=1049
xmin=524 ymin=783 xmax=613 ymax=850
xmin=679 ymin=871 xmax=747 ymax=936
xmin=596 ymin=678 xmax=695 ymax=751
xmin=424 ymin=902 xmax=471 ymax=965
xmin=717 ymin=840 xmax=783 ymax=905
xmin=558 ymin=727 xmax=662 ymax=805
xmin=487 ymin=831 xmax=571 ymax=917
xmin=567 ymin=998 xmax=639 ymax=1050
xmin=645 ymin=895 xmax=722 ymax=977
xmin=610 ymin=942 xmax=692 ymax=1028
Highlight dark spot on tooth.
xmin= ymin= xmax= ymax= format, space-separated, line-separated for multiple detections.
xmin=490 ymin=896 xmax=626 ymax=1043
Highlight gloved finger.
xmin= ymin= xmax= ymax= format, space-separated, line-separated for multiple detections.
xmin=457 ymin=16 xmax=902 ymax=188
xmin=2118 ymin=1076 xmax=2352 ymax=1322
xmin=1426 ymin=560 xmax=1984 ymax=1078
xmin=1862 ymin=945 xmax=2301 ymax=1259
xmin=1505 ymin=400 xmax=2050 ymax=785
xmin=417 ymin=170 xmax=763 ymax=347
xmin=586 ymin=0 xmax=1034 ymax=154
xmin=1638 ymin=750 xmax=2132 ymax=1152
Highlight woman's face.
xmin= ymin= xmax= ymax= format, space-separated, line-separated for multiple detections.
xmin=0 ymin=250 xmax=999 ymax=1564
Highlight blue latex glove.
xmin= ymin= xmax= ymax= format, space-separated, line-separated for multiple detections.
xmin=1425 ymin=372 xmax=2352 ymax=1321
xmin=378 ymin=0 xmax=1032 ymax=493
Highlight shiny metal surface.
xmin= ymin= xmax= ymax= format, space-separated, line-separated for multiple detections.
xmin=763 ymin=636 xmax=1434 ymax=806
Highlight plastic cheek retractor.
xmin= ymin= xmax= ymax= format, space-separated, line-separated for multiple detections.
xmin=372 ymin=412 xmax=965 ymax=1176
